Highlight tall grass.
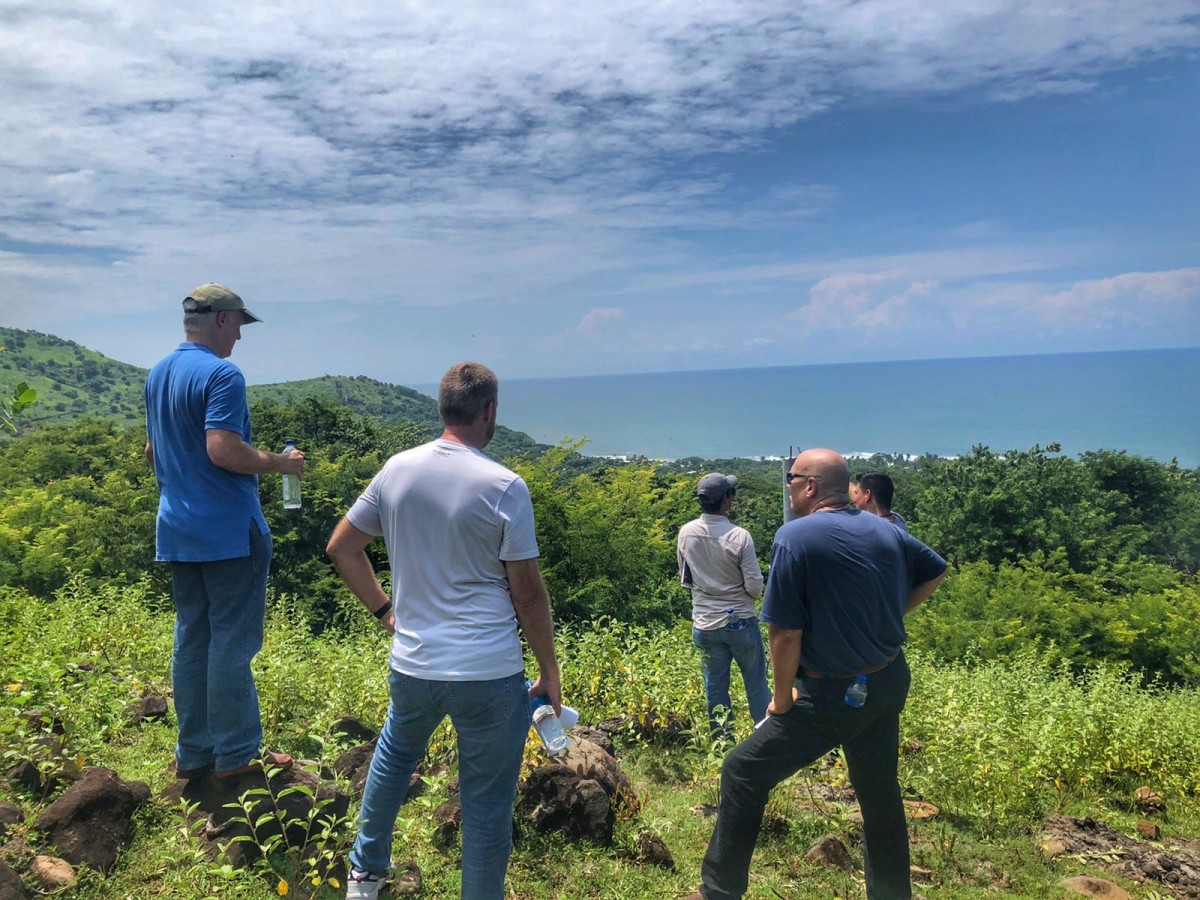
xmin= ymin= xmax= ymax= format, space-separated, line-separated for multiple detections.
xmin=5 ymin=579 xmax=1200 ymax=898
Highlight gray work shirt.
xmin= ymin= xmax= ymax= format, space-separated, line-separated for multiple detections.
xmin=677 ymin=513 xmax=764 ymax=630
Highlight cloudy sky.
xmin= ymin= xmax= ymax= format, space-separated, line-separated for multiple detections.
xmin=1 ymin=1 xmax=1197 ymax=385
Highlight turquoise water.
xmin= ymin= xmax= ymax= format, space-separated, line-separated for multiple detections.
xmin=483 ymin=349 xmax=1199 ymax=466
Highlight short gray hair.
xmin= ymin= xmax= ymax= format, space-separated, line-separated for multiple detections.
xmin=182 ymin=298 xmax=217 ymax=335
xmin=438 ymin=362 xmax=498 ymax=426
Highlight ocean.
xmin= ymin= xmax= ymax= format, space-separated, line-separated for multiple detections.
xmin=484 ymin=349 xmax=1199 ymax=467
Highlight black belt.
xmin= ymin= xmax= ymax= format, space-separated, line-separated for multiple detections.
xmin=802 ymin=652 xmax=898 ymax=680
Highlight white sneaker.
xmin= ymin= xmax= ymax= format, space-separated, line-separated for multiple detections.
xmin=345 ymin=869 xmax=389 ymax=899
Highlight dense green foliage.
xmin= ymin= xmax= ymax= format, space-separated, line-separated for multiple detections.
xmin=4 ymin=581 xmax=1199 ymax=898
xmin=1 ymin=402 xmax=1198 ymax=682
xmin=911 ymin=443 xmax=1200 ymax=574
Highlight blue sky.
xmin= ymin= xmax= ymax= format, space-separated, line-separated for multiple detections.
xmin=0 ymin=1 xmax=1197 ymax=385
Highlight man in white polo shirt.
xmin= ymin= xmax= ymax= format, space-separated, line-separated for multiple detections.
xmin=326 ymin=361 xmax=561 ymax=900
xmin=678 ymin=473 xmax=770 ymax=740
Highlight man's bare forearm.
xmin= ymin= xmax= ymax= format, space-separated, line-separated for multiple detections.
xmin=506 ymin=558 xmax=561 ymax=710
xmin=768 ymin=625 xmax=802 ymax=714
xmin=207 ymin=429 xmax=304 ymax=476
xmin=326 ymin=519 xmax=394 ymax=630
xmin=905 ymin=570 xmax=947 ymax=614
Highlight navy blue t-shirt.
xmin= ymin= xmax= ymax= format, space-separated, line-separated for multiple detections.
xmin=761 ymin=508 xmax=946 ymax=676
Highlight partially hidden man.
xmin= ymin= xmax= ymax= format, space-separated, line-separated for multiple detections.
xmin=677 ymin=473 xmax=770 ymax=738
xmin=326 ymin=361 xmax=562 ymax=900
xmin=852 ymin=470 xmax=907 ymax=530
xmin=688 ymin=449 xmax=947 ymax=900
xmin=145 ymin=283 xmax=305 ymax=781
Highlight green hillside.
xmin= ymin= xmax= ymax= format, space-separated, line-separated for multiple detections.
xmin=0 ymin=327 xmax=147 ymax=427
xmin=0 ymin=326 xmax=542 ymax=457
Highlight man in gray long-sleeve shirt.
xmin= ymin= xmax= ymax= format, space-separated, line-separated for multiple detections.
xmin=678 ymin=473 xmax=770 ymax=739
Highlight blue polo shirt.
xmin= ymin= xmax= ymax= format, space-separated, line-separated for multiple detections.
xmin=145 ymin=343 xmax=269 ymax=562
xmin=762 ymin=508 xmax=946 ymax=676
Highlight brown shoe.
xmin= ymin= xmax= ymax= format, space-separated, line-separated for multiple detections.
xmin=214 ymin=750 xmax=294 ymax=781
xmin=175 ymin=762 xmax=212 ymax=780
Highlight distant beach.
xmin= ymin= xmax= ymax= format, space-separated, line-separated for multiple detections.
xmin=438 ymin=348 xmax=1199 ymax=467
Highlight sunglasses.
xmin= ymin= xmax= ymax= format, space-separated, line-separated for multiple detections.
xmin=785 ymin=472 xmax=823 ymax=484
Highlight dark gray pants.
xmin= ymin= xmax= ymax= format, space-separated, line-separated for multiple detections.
xmin=700 ymin=651 xmax=912 ymax=900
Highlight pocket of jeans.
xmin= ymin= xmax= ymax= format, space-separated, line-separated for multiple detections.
xmin=445 ymin=677 xmax=516 ymax=729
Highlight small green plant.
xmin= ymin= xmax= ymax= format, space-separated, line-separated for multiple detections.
xmin=0 ymin=377 xmax=37 ymax=433
xmin=218 ymin=762 xmax=353 ymax=899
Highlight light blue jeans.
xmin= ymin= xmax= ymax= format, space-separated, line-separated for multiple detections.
xmin=169 ymin=526 xmax=272 ymax=772
xmin=693 ymin=618 xmax=771 ymax=738
xmin=350 ymin=670 xmax=530 ymax=899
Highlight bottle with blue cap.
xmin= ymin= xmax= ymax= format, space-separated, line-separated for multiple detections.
xmin=844 ymin=674 xmax=868 ymax=708
xmin=526 ymin=680 xmax=576 ymax=755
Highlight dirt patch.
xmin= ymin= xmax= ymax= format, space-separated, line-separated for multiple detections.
xmin=1044 ymin=815 xmax=1200 ymax=898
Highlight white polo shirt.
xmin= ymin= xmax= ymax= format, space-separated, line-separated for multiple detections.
xmin=347 ymin=439 xmax=539 ymax=680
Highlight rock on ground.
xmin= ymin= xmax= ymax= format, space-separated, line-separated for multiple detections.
xmin=331 ymin=715 xmax=378 ymax=744
xmin=29 ymin=855 xmax=75 ymax=891
xmin=0 ymin=859 xmax=29 ymax=900
xmin=1044 ymin=815 xmax=1200 ymax=896
xmin=33 ymin=768 xmax=150 ymax=872
xmin=124 ymin=695 xmax=169 ymax=725
xmin=557 ymin=738 xmax=636 ymax=810
xmin=631 ymin=831 xmax=674 ymax=869
xmin=517 ymin=765 xmax=614 ymax=846
xmin=569 ymin=726 xmax=615 ymax=756
xmin=1060 ymin=875 xmax=1132 ymax=898
xmin=0 ymin=803 xmax=21 ymax=839
xmin=805 ymin=835 xmax=855 ymax=872
xmin=5 ymin=736 xmax=81 ymax=796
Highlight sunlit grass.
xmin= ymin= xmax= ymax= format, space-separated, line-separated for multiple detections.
xmin=4 ymin=579 xmax=1198 ymax=898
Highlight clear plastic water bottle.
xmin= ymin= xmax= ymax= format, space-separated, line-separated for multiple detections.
xmin=281 ymin=439 xmax=301 ymax=509
xmin=528 ymin=681 xmax=573 ymax=753
xmin=529 ymin=693 xmax=570 ymax=755
xmin=844 ymin=674 xmax=868 ymax=708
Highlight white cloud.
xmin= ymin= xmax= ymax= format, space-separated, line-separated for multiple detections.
xmin=4 ymin=2 xmax=1196 ymax=255
xmin=789 ymin=272 xmax=942 ymax=330
xmin=0 ymin=1 xmax=1197 ymax=377
xmin=573 ymin=308 xmax=624 ymax=333
xmin=1037 ymin=268 xmax=1200 ymax=325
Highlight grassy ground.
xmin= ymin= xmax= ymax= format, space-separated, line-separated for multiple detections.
xmin=4 ymin=578 xmax=1198 ymax=899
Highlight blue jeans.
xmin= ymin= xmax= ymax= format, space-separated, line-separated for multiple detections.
xmin=350 ymin=670 xmax=530 ymax=899
xmin=169 ymin=526 xmax=272 ymax=772
xmin=693 ymin=619 xmax=771 ymax=738
xmin=701 ymin=652 xmax=913 ymax=900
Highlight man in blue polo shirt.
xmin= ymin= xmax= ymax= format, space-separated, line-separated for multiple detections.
xmin=688 ymin=448 xmax=947 ymax=900
xmin=144 ymin=283 xmax=305 ymax=781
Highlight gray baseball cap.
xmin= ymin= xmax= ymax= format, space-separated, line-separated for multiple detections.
xmin=696 ymin=473 xmax=738 ymax=504
xmin=183 ymin=283 xmax=262 ymax=323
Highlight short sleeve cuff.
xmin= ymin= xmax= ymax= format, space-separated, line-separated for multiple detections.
xmin=346 ymin=502 xmax=384 ymax=537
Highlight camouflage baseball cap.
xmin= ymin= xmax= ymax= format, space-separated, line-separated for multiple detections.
xmin=183 ymin=283 xmax=262 ymax=323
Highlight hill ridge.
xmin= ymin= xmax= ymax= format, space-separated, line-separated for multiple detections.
xmin=0 ymin=327 xmax=537 ymax=454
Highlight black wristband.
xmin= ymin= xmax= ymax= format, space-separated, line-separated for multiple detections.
xmin=373 ymin=601 xmax=393 ymax=620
